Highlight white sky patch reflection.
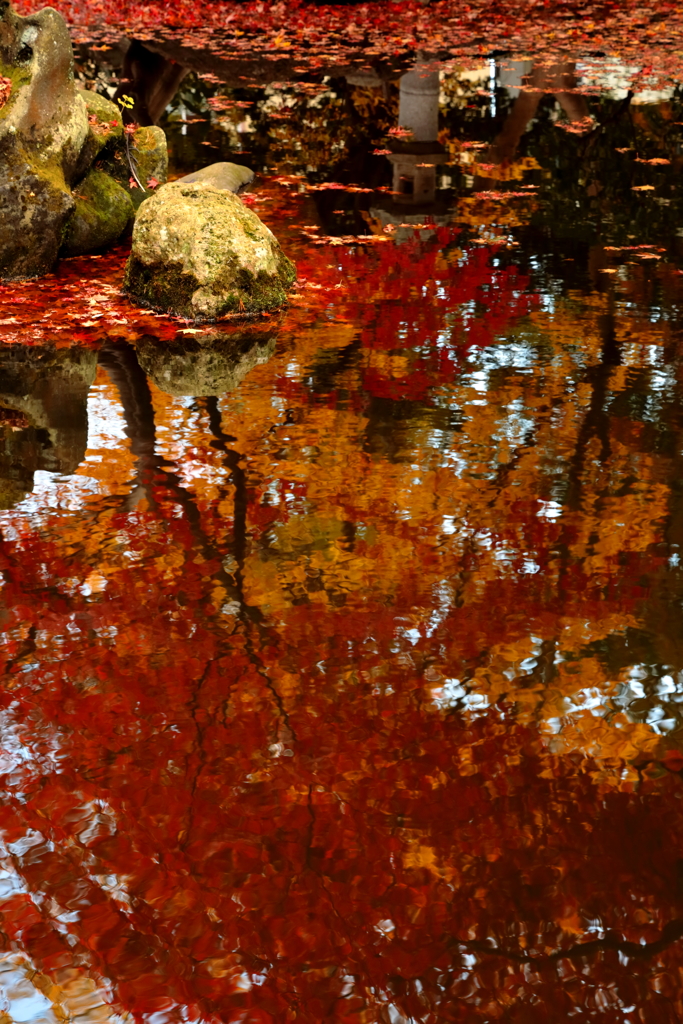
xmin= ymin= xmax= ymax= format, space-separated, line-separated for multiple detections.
xmin=87 ymin=384 xmax=129 ymax=447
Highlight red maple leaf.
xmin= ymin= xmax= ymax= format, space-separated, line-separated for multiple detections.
xmin=0 ymin=76 xmax=12 ymax=110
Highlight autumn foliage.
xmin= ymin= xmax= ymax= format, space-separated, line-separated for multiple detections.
xmin=2 ymin=194 xmax=683 ymax=1020
xmin=3 ymin=3 xmax=683 ymax=1018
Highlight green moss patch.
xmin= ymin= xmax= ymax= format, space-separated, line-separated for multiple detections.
xmin=62 ymin=169 xmax=134 ymax=256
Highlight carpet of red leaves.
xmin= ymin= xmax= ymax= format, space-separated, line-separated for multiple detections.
xmin=13 ymin=0 xmax=683 ymax=92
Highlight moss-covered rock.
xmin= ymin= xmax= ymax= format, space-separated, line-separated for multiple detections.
xmin=61 ymin=168 xmax=134 ymax=257
xmin=83 ymin=90 xmax=122 ymax=134
xmin=124 ymin=181 xmax=296 ymax=320
xmin=0 ymin=3 xmax=176 ymax=275
xmin=100 ymin=124 xmax=168 ymax=210
xmin=72 ymin=89 xmax=123 ymax=178
xmin=0 ymin=132 xmax=75 ymax=278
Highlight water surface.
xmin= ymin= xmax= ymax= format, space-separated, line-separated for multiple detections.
xmin=1 ymin=52 xmax=683 ymax=1024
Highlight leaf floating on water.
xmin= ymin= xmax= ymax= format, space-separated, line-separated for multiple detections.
xmin=555 ymin=117 xmax=596 ymax=135
xmin=604 ymin=244 xmax=665 ymax=252
xmin=473 ymin=191 xmax=538 ymax=200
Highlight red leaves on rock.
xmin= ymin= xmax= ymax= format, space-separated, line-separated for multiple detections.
xmin=0 ymin=76 xmax=12 ymax=109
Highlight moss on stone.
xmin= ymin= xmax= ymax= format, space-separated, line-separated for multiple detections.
xmin=123 ymin=258 xmax=201 ymax=317
xmin=82 ymin=91 xmax=122 ymax=139
xmin=124 ymin=257 xmax=291 ymax=319
xmin=0 ymin=133 xmax=74 ymax=278
xmin=71 ymin=90 xmax=123 ymax=177
xmin=0 ymin=60 xmax=31 ymax=121
xmin=99 ymin=125 xmax=168 ymax=210
xmin=61 ymin=169 xmax=134 ymax=257
xmin=124 ymin=181 xmax=296 ymax=320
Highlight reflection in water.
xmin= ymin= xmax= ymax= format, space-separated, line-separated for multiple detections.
xmin=388 ymin=60 xmax=445 ymax=204
xmin=373 ymin=60 xmax=450 ymax=238
xmin=0 ymin=346 xmax=96 ymax=507
xmin=115 ymin=38 xmax=190 ymax=126
xmin=135 ymin=328 xmax=278 ymax=397
xmin=487 ymin=61 xmax=590 ymax=167
xmin=4 ymin=46 xmax=683 ymax=1024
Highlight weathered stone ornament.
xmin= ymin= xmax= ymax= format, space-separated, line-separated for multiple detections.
xmin=124 ymin=181 xmax=296 ymax=320
xmin=0 ymin=2 xmax=167 ymax=279
xmin=0 ymin=1 xmax=87 ymax=277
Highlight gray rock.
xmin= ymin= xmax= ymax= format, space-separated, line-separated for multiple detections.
xmin=136 ymin=327 xmax=277 ymax=396
xmin=61 ymin=168 xmax=135 ymax=256
xmin=0 ymin=143 xmax=74 ymax=278
xmin=176 ymin=162 xmax=254 ymax=194
xmin=124 ymin=181 xmax=296 ymax=320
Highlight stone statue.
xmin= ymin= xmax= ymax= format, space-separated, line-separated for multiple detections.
xmin=0 ymin=1 xmax=167 ymax=278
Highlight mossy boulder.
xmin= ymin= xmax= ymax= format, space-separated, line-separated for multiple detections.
xmin=0 ymin=3 xmax=174 ymax=276
xmin=83 ymin=89 xmax=122 ymax=134
xmin=61 ymin=168 xmax=134 ymax=256
xmin=0 ymin=134 xmax=75 ymax=277
xmin=124 ymin=181 xmax=296 ymax=320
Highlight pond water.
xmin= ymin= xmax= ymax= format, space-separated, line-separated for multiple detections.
xmin=2 ymin=45 xmax=683 ymax=1024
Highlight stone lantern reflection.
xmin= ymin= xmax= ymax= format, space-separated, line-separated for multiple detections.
xmin=370 ymin=59 xmax=450 ymax=238
xmin=389 ymin=62 xmax=444 ymax=203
